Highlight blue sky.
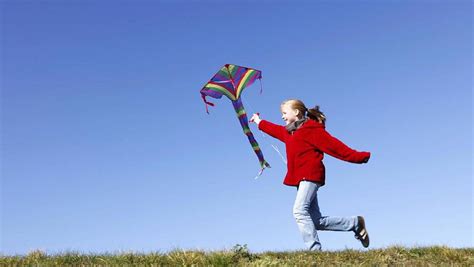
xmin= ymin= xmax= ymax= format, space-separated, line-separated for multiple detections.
xmin=1 ymin=1 xmax=472 ymax=255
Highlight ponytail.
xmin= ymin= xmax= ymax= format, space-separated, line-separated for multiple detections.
xmin=306 ymin=105 xmax=326 ymax=125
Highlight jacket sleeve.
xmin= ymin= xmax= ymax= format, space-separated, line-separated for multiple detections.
xmin=258 ymin=120 xmax=288 ymax=143
xmin=312 ymin=129 xmax=370 ymax=163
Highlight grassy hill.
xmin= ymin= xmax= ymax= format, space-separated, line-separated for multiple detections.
xmin=1 ymin=245 xmax=473 ymax=266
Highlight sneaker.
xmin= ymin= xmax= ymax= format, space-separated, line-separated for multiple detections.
xmin=354 ymin=216 xmax=369 ymax=248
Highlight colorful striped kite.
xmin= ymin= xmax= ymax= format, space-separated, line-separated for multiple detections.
xmin=200 ymin=64 xmax=270 ymax=173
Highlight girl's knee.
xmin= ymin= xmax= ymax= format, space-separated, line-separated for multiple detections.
xmin=293 ymin=205 xmax=310 ymax=219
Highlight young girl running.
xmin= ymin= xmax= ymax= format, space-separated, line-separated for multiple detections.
xmin=250 ymin=99 xmax=371 ymax=251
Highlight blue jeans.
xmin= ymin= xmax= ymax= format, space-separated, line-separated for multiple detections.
xmin=293 ymin=180 xmax=358 ymax=251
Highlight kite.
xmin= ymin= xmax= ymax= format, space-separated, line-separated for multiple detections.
xmin=200 ymin=64 xmax=271 ymax=173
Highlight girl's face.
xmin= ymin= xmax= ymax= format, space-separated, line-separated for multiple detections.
xmin=281 ymin=103 xmax=300 ymax=125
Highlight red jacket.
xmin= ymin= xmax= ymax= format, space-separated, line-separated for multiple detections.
xmin=258 ymin=119 xmax=370 ymax=187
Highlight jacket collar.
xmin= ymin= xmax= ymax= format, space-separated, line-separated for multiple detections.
xmin=285 ymin=117 xmax=308 ymax=133
xmin=291 ymin=118 xmax=325 ymax=132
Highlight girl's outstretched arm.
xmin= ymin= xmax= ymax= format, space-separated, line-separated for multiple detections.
xmin=250 ymin=113 xmax=288 ymax=143
xmin=312 ymin=129 xmax=370 ymax=163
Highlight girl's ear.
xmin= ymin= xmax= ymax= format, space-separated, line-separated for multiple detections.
xmin=296 ymin=109 xmax=304 ymax=118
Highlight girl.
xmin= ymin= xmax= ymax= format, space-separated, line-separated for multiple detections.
xmin=250 ymin=99 xmax=371 ymax=251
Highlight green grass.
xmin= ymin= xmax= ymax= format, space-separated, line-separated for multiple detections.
xmin=1 ymin=245 xmax=473 ymax=266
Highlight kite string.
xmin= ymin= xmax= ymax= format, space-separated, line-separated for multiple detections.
xmin=243 ymin=97 xmax=287 ymax=165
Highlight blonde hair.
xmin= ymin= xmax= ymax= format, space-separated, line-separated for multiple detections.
xmin=281 ymin=99 xmax=326 ymax=125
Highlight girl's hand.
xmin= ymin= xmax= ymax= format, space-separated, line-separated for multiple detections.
xmin=362 ymin=153 xmax=371 ymax=163
xmin=250 ymin=113 xmax=261 ymax=124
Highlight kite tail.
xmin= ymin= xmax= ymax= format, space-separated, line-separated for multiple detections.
xmin=201 ymin=94 xmax=215 ymax=114
xmin=232 ymin=99 xmax=271 ymax=174
xmin=255 ymin=159 xmax=271 ymax=179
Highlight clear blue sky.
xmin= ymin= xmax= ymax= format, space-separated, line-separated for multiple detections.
xmin=1 ymin=1 xmax=472 ymax=255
